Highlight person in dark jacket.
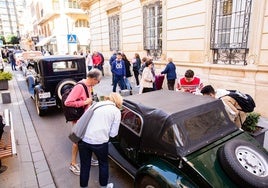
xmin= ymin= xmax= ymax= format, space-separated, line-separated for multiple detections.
xmin=122 ymin=53 xmax=132 ymax=91
xmin=111 ymin=52 xmax=126 ymax=92
xmin=9 ymin=51 xmax=16 ymax=71
xmin=161 ymin=57 xmax=177 ymax=90
xmin=132 ymin=53 xmax=141 ymax=86
xmin=109 ymin=51 xmax=117 ymax=86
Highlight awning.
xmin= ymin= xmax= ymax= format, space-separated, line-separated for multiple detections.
xmin=35 ymin=35 xmax=55 ymax=47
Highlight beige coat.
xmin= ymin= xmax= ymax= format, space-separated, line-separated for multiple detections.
xmin=221 ymin=95 xmax=246 ymax=128
xmin=140 ymin=67 xmax=155 ymax=88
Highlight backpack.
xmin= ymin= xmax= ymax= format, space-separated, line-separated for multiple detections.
xmin=61 ymin=82 xmax=89 ymax=122
xmin=227 ymin=90 xmax=256 ymax=112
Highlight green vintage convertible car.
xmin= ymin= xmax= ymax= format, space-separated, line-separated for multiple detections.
xmin=108 ymin=90 xmax=268 ymax=188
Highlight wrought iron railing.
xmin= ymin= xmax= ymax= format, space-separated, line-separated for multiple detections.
xmin=210 ymin=0 xmax=252 ymax=65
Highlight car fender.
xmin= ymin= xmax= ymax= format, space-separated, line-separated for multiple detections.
xmin=34 ymin=84 xmax=50 ymax=100
xmin=135 ymin=159 xmax=197 ymax=188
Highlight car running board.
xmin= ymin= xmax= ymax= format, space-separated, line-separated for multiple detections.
xmin=108 ymin=142 xmax=137 ymax=178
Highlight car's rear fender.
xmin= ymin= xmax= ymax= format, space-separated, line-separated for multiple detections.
xmin=34 ymin=84 xmax=57 ymax=107
xmin=135 ymin=159 xmax=198 ymax=188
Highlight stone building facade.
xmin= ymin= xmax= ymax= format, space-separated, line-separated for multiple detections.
xmin=78 ymin=0 xmax=268 ymax=117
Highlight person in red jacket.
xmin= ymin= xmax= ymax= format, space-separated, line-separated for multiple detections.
xmin=177 ymin=69 xmax=203 ymax=94
xmin=92 ymin=51 xmax=104 ymax=76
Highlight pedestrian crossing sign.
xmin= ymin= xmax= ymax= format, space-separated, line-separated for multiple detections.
xmin=67 ymin=34 xmax=77 ymax=44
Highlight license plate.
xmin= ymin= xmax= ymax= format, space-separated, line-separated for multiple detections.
xmin=39 ymin=92 xmax=51 ymax=99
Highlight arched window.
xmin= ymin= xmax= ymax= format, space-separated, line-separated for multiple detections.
xmin=75 ymin=19 xmax=89 ymax=28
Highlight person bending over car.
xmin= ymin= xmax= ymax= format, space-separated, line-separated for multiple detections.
xmin=201 ymin=85 xmax=246 ymax=128
xmin=78 ymin=92 xmax=123 ymax=188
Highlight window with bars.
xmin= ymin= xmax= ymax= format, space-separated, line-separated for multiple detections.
xmin=75 ymin=19 xmax=89 ymax=28
xmin=143 ymin=1 xmax=162 ymax=60
xmin=210 ymin=0 xmax=252 ymax=65
xmin=108 ymin=15 xmax=120 ymax=51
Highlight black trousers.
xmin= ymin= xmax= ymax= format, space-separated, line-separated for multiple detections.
xmin=167 ymin=79 xmax=175 ymax=90
xmin=133 ymin=70 xmax=140 ymax=86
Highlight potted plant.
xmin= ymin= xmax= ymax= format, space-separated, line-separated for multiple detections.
xmin=0 ymin=71 xmax=13 ymax=90
xmin=242 ymin=112 xmax=267 ymax=146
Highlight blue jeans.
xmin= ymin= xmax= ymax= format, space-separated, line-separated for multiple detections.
xmin=124 ymin=78 xmax=132 ymax=90
xmin=10 ymin=60 xmax=16 ymax=70
xmin=78 ymin=141 xmax=109 ymax=187
xmin=113 ymin=75 xmax=125 ymax=92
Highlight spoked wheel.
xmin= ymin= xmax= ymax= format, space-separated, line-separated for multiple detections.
xmin=218 ymin=139 xmax=268 ymax=188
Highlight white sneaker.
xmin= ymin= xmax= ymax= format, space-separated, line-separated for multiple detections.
xmin=69 ymin=163 xmax=80 ymax=175
xmin=91 ymin=158 xmax=99 ymax=166
xmin=101 ymin=183 xmax=113 ymax=188
xmin=106 ymin=183 xmax=113 ymax=188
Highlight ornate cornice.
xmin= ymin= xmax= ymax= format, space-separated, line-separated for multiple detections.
xmin=140 ymin=0 xmax=161 ymax=6
xmin=106 ymin=1 xmax=122 ymax=15
xmin=78 ymin=0 xmax=99 ymax=11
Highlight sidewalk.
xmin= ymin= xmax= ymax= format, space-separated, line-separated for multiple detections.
xmin=0 ymin=67 xmax=55 ymax=187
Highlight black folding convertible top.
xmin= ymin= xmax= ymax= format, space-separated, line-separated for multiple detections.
xmin=123 ymin=90 xmax=238 ymax=157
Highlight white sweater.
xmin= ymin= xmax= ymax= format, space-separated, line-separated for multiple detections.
xmin=82 ymin=101 xmax=121 ymax=144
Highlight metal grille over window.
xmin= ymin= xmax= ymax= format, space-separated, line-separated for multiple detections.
xmin=143 ymin=1 xmax=162 ymax=60
xmin=109 ymin=15 xmax=120 ymax=51
xmin=210 ymin=0 xmax=252 ymax=65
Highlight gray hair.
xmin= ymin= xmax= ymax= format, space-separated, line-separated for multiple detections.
xmin=87 ymin=68 xmax=102 ymax=81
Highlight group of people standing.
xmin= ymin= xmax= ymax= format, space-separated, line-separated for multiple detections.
xmin=109 ymin=52 xmax=142 ymax=93
xmin=108 ymin=52 xmax=203 ymax=95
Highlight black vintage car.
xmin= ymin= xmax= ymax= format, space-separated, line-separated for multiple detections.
xmin=26 ymin=55 xmax=86 ymax=115
xmin=109 ymin=90 xmax=268 ymax=188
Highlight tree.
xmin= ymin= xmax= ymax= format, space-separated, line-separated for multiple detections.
xmin=5 ymin=35 xmax=20 ymax=44
xmin=0 ymin=35 xmax=6 ymax=44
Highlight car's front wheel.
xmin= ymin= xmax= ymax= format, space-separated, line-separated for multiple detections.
xmin=218 ymin=139 xmax=268 ymax=188
xmin=138 ymin=175 xmax=161 ymax=188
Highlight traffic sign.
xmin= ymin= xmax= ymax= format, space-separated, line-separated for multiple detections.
xmin=67 ymin=34 xmax=77 ymax=44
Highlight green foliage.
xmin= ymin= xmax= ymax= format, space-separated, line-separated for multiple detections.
xmin=0 ymin=71 xmax=13 ymax=81
xmin=0 ymin=35 xmax=6 ymax=44
xmin=242 ymin=112 xmax=261 ymax=133
xmin=5 ymin=35 xmax=20 ymax=45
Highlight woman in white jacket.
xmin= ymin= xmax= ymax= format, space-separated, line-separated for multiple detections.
xmin=78 ymin=92 xmax=123 ymax=188
xmin=140 ymin=60 xmax=155 ymax=93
